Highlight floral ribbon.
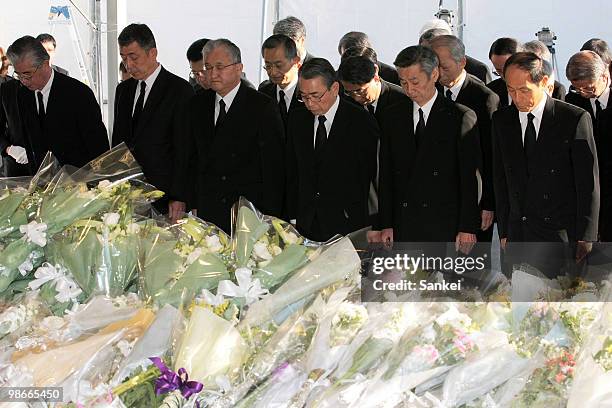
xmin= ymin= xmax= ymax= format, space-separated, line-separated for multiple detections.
xmin=149 ymin=357 xmax=203 ymax=400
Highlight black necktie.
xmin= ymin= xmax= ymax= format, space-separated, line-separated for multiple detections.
xmin=315 ymin=115 xmax=327 ymax=153
xmin=445 ymin=89 xmax=454 ymax=100
xmin=216 ymin=99 xmax=226 ymax=129
xmin=36 ymin=91 xmax=45 ymax=125
xmin=595 ymin=99 xmax=603 ymax=119
xmin=524 ymin=112 xmax=537 ymax=161
xmin=132 ymin=81 xmax=146 ymax=128
xmin=415 ymin=108 xmax=426 ymax=148
xmin=367 ymin=104 xmax=375 ymax=115
xmin=278 ymin=90 xmax=288 ymax=125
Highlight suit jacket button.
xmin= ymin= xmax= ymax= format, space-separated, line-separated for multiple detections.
xmin=402 ymin=202 xmax=408 ymax=208
xmin=433 ymin=170 xmax=438 ymax=176
xmin=221 ymin=176 xmax=226 ymax=181
xmin=544 ymin=216 xmax=551 ymax=221
xmin=221 ymin=198 xmax=227 ymax=204
xmin=315 ymin=192 xmax=320 ymax=198
xmin=543 ymin=194 xmax=549 ymax=199
xmin=521 ymin=216 xmax=527 ymax=221
xmin=550 ymin=169 xmax=556 ymax=174
xmin=422 ymin=203 xmax=428 ymax=208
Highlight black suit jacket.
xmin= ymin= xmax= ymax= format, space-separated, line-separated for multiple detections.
xmin=112 ymin=66 xmax=194 ymax=206
xmin=455 ymin=73 xmax=500 ymax=211
xmin=0 ymin=79 xmax=29 ymax=176
xmin=378 ymin=61 xmax=400 ymax=86
xmin=593 ymin=106 xmax=612 ymax=240
xmin=465 ymin=55 xmax=490 ymax=84
xmin=0 ymin=71 xmax=108 ymax=175
xmin=190 ymin=83 xmax=285 ymax=233
xmin=378 ymin=93 xmax=481 ymax=241
xmin=374 ymin=80 xmax=407 ymax=118
xmin=286 ymin=98 xmax=379 ymax=241
xmin=487 ymin=77 xmax=510 ymax=108
xmin=492 ymin=97 xmax=599 ymax=242
xmin=258 ymin=80 xmax=303 ymax=119
xmin=552 ymin=81 xmax=566 ymax=101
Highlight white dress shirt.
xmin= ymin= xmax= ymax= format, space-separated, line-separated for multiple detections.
xmin=277 ymin=76 xmax=298 ymax=109
xmin=412 ymin=90 xmax=438 ymax=133
xmin=36 ymin=68 xmax=54 ymax=114
xmin=313 ymin=96 xmax=340 ymax=147
xmin=590 ymin=80 xmax=610 ymax=116
xmin=518 ymin=93 xmax=547 ymax=144
xmin=443 ymin=70 xmax=467 ymax=101
xmin=132 ymin=63 xmax=162 ymax=114
xmin=214 ymin=81 xmax=241 ymax=124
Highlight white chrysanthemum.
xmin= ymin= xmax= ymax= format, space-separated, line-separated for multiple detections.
xmin=126 ymin=223 xmax=141 ymax=234
xmin=97 ymin=180 xmax=112 ymax=190
xmin=253 ymin=241 xmax=273 ymax=261
xmin=204 ymin=235 xmax=223 ymax=253
xmin=0 ymin=305 xmax=27 ymax=335
xmin=102 ymin=212 xmax=120 ymax=227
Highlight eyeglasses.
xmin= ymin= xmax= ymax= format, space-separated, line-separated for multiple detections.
xmin=189 ymin=69 xmax=206 ymax=79
xmin=570 ymin=84 xmax=598 ymax=95
xmin=297 ymin=89 xmax=328 ymax=103
xmin=263 ymin=62 xmax=288 ymax=72
xmin=343 ymin=86 xmax=370 ymax=97
xmin=203 ymin=62 xmax=239 ymax=72
xmin=13 ymin=63 xmax=41 ymax=81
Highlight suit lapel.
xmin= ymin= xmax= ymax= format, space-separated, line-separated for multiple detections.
xmin=133 ymin=67 xmax=167 ymax=137
xmin=537 ymin=96 xmax=556 ymax=150
xmin=506 ymin=105 xmax=528 ymax=176
xmin=415 ymin=93 xmax=444 ymax=165
xmin=323 ymin=99 xmax=348 ymax=164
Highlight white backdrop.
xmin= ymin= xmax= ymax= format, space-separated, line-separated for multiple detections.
xmin=2 ymin=0 xmax=612 ymax=125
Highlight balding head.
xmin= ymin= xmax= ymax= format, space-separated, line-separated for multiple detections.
xmin=566 ymin=50 xmax=609 ymax=98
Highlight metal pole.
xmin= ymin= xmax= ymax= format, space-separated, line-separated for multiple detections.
xmin=259 ymin=0 xmax=269 ymax=84
xmin=106 ymin=0 xmax=119 ymax=140
xmin=95 ymin=0 xmax=103 ymax=106
xmin=457 ymin=0 xmax=465 ymax=41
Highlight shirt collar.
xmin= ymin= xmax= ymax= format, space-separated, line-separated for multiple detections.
xmin=39 ymin=68 xmax=54 ymax=97
xmin=519 ymin=92 xmax=547 ymax=123
xmin=413 ymin=89 xmax=438 ymax=123
xmin=444 ymin=70 xmax=467 ymax=100
xmin=320 ymin=95 xmax=340 ymax=124
xmin=277 ymin=75 xmax=298 ymax=102
xmin=216 ymin=81 xmax=241 ymax=110
xmin=593 ymin=80 xmax=611 ymax=109
xmin=141 ymin=63 xmax=162 ymax=90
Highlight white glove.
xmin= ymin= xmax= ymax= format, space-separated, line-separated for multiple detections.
xmin=7 ymin=145 xmax=28 ymax=164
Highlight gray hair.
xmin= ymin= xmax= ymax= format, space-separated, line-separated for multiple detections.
xmin=202 ymin=38 xmax=241 ymax=64
xmin=429 ymin=35 xmax=465 ymax=63
xmin=273 ymin=16 xmax=306 ymax=42
xmin=6 ymin=35 xmax=49 ymax=67
xmin=566 ymin=50 xmax=607 ymax=82
xmin=419 ymin=28 xmax=451 ymax=47
xmin=299 ymin=57 xmax=337 ymax=88
xmin=522 ymin=40 xmax=552 ymax=63
xmin=394 ymin=45 xmax=439 ymax=78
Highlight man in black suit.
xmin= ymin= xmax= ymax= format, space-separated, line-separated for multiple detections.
xmin=259 ymin=34 xmax=302 ymax=128
xmin=112 ymin=24 xmax=193 ymax=221
xmin=1 ymin=36 xmax=108 ymax=176
xmin=337 ymin=31 xmax=400 ymax=86
xmin=522 ymin=41 xmax=566 ymax=101
xmin=273 ymin=16 xmax=315 ymax=63
xmin=487 ymin=37 xmax=522 ymax=108
xmin=419 ymin=27 xmax=491 ymax=84
xmin=493 ymin=52 xmax=599 ymax=275
xmin=190 ymin=39 xmax=285 ymax=233
xmin=286 ymin=58 xmax=378 ymax=242
xmin=36 ymin=34 xmax=69 ymax=76
xmin=337 ymin=54 xmax=407 ymax=238
xmin=565 ymin=51 xmax=611 ymax=241
xmin=430 ymin=35 xmax=499 ymax=254
xmin=378 ymin=46 xmax=481 ymax=251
